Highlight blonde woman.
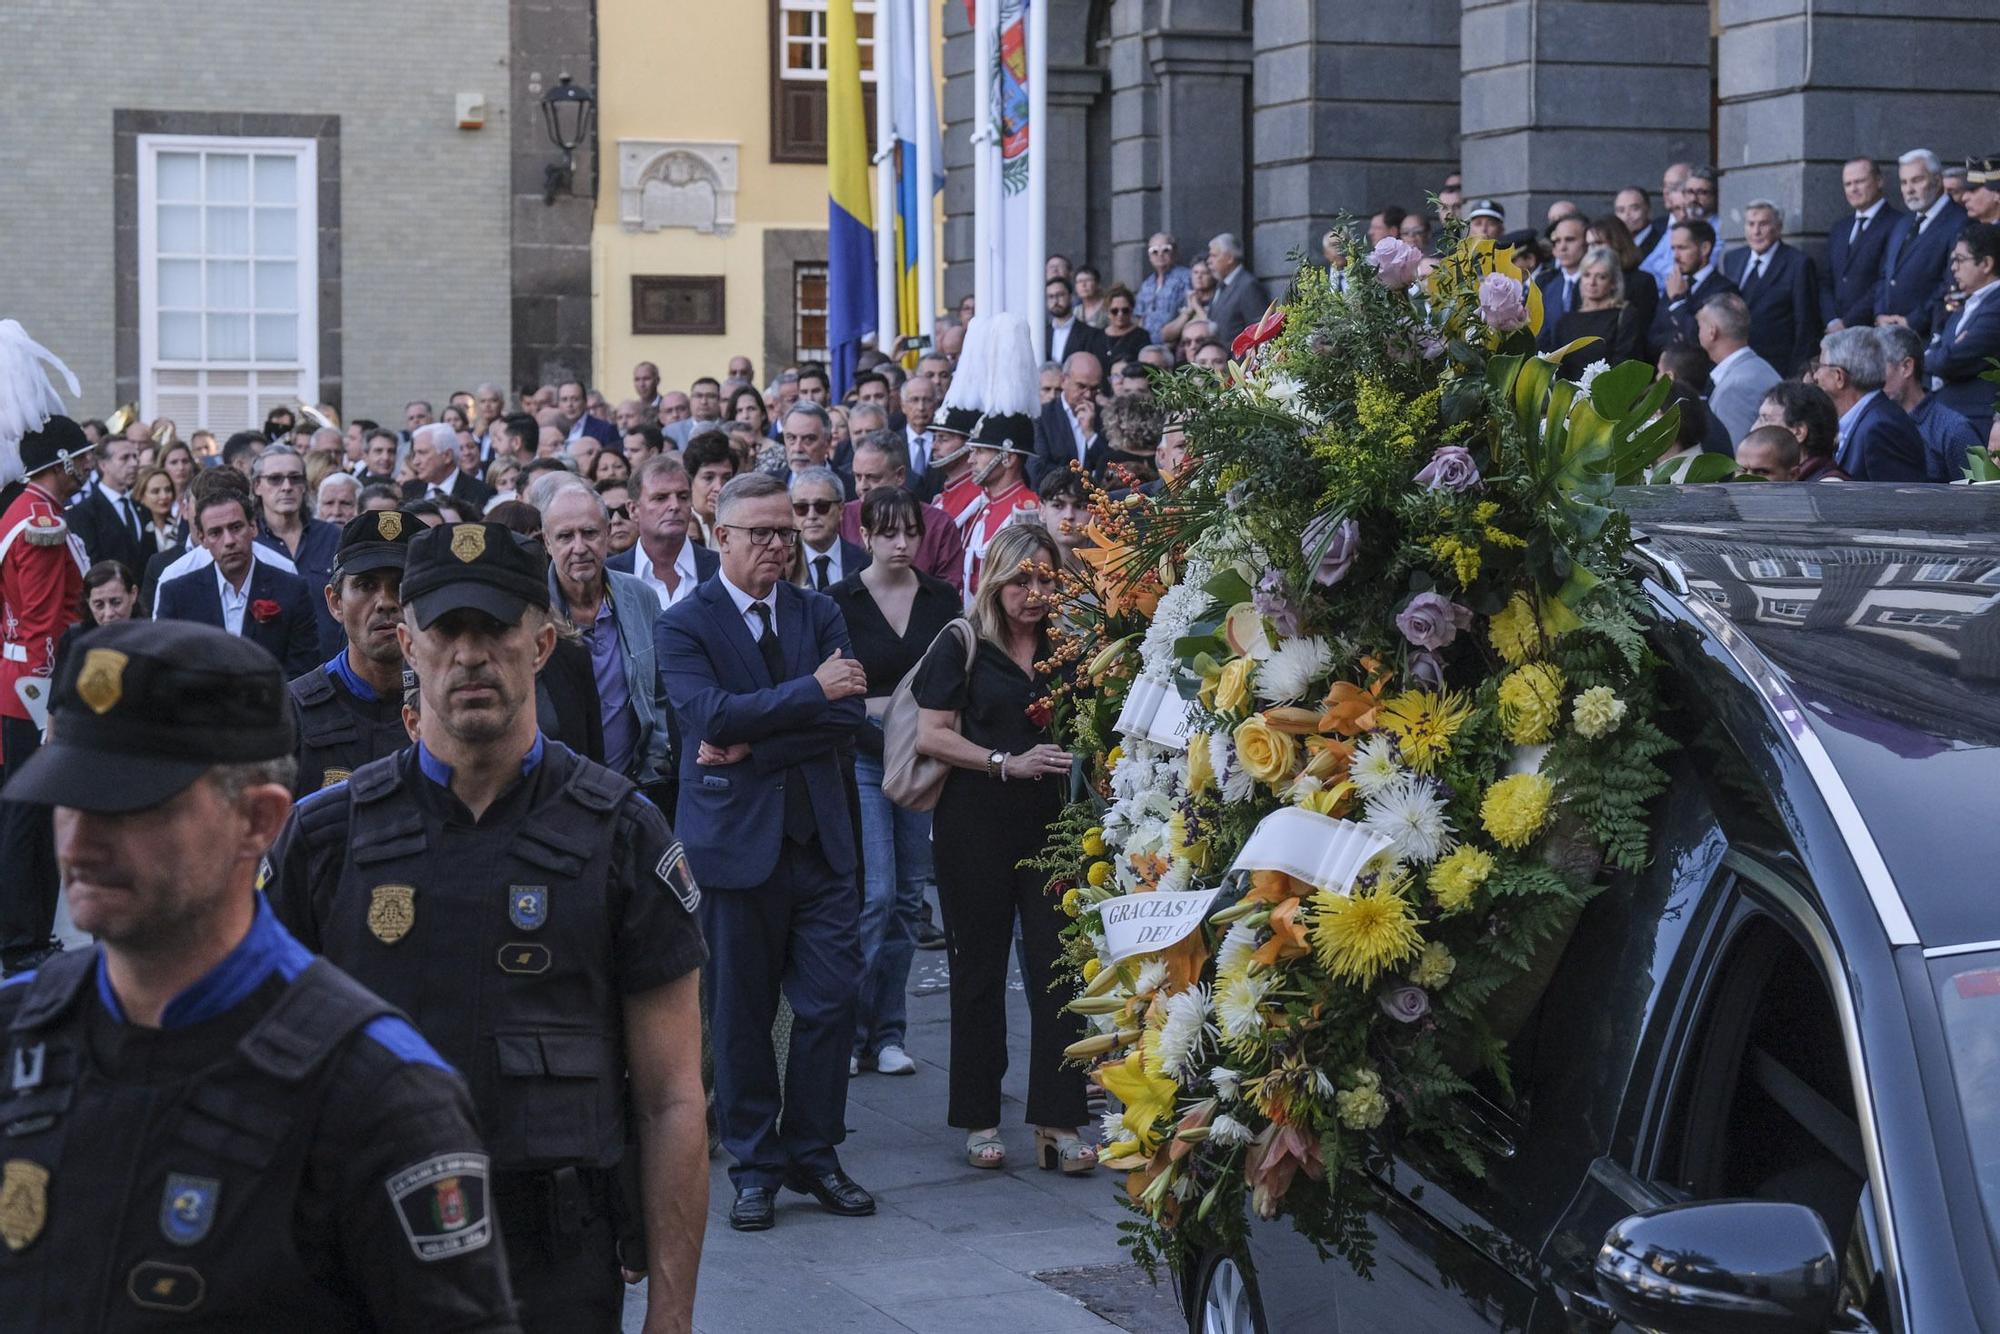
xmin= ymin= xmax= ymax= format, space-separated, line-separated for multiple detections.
xmin=912 ymin=522 xmax=1094 ymax=1174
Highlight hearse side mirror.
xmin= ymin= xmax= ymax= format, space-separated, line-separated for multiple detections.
xmin=1594 ymin=1199 xmax=1840 ymax=1334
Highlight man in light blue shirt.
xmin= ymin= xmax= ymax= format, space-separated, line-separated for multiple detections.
xmin=1134 ymin=232 xmax=1193 ymax=342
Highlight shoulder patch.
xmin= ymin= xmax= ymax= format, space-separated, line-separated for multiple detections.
xmin=385 ymin=1153 xmax=492 ymax=1262
xmin=656 ymin=842 xmax=700 ymax=913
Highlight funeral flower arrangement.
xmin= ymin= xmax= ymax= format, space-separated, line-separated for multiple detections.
xmin=1033 ymin=232 xmax=1685 ymax=1274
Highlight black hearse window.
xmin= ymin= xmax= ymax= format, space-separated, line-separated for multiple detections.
xmin=1653 ymin=916 xmax=1865 ymax=1251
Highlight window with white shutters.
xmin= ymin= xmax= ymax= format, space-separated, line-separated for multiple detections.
xmin=138 ymin=135 xmax=318 ymax=432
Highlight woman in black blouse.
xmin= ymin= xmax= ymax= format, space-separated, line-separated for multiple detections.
xmin=831 ymin=488 xmax=961 ymax=1079
xmin=912 ymin=522 xmax=1094 ymax=1175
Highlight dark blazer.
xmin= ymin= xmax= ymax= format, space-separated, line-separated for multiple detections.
xmin=536 ymin=635 xmax=605 ymax=765
xmin=571 ymin=415 xmax=619 ymax=448
xmin=1834 ymin=392 xmax=1929 ymax=483
xmin=1874 ymin=199 xmax=1967 ymax=335
xmin=1206 ymin=266 xmax=1272 ymax=345
xmin=1028 ymin=398 xmax=1111 ymax=488
xmin=156 ymin=560 xmax=320 ymax=677
xmin=1045 ymin=319 xmax=1107 ymax=369
xmin=1823 ymin=203 xmax=1902 ymax=328
xmin=1648 ymin=268 xmax=1740 ymax=358
xmin=798 ymin=539 xmax=870 ymax=592
xmin=1721 ymin=241 xmax=1823 ymax=374
xmin=607 ymin=539 xmax=722 ymax=585
xmin=259 ymin=518 xmax=344 ymax=659
xmin=67 ymin=487 xmax=146 ymax=572
xmin=138 ymin=543 xmax=186 ymax=610
xmin=1925 ymin=292 xmax=2000 ymax=438
xmin=1552 ymin=306 xmax=1645 ymax=378
xmin=401 ymin=472 xmax=496 ymax=515
xmin=656 ymin=578 xmax=863 ymax=889
xmin=1630 ymin=217 xmax=1669 ymax=258
xmin=1534 ymin=267 xmax=1587 ymax=349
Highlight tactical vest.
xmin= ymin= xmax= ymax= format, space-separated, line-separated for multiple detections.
xmin=290 ymin=667 xmax=408 ymax=795
xmin=324 ymin=748 xmax=630 ymax=1171
xmin=0 ymin=951 xmax=392 ymax=1330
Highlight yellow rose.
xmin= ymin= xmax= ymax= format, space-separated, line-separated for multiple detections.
xmin=1233 ymin=715 xmax=1298 ymax=789
xmin=1213 ymin=657 xmax=1254 ymax=715
xmin=1186 ymin=733 xmax=1214 ymax=794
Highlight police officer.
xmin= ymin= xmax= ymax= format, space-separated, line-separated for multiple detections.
xmin=0 ymin=619 xmax=519 ymax=1330
xmin=290 ymin=509 xmax=418 ymax=796
xmin=266 ymin=521 xmax=709 ymax=1334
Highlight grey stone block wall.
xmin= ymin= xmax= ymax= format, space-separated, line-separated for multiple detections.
xmin=1459 ymin=0 xmax=1709 ymax=232
xmin=1716 ymin=0 xmax=2000 ymax=252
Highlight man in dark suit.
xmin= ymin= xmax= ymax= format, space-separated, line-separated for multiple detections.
xmin=557 ymin=380 xmax=618 ymax=451
xmin=1204 ymin=231 xmax=1271 ymax=344
xmin=1925 ymin=222 xmax=2000 ymax=439
xmin=1027 ymin=351 xmax=1109 ymax=487
xmin=156 ymin=492 xmax=320 ymax=675
xmin=1044 ymin=275 xmax=1106 ymax=367
xmin=1649 ymin=220 xmax=1739 ymax=357
xmin=656 ymin=471 xmax=873 ymax=1232
xmin=399 ymin=422 xmax=495 ymax=513
xmin=1618 ymin=186 xmax=1668 ymax=258
xmin=1872 ymin=149 xmax=1967 ymax=336
xmin=1813 ymin=328 xmax=1929 ymax=482
xmin=1824 ymin=157 xmax=1901 ymax=331
xmin=1534 ymin=215 xmax=1590 ymax=350
xmin=789 ymin=468 xmax=869 ymax=592
xmin=65 ymin=433 xmax=146 ymax=571
xmin=1721 ymin=201 xmax=1822 ymax=374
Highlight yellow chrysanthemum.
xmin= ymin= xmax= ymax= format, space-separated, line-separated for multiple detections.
xmin=1081 ymin=957 xmax=1102 ymax=985
xmin=1336 ymin=1067 xmax=1389 ymax=1130
xmin=1572 ymin=685 xmax=1628 ymax=739
xmin=1497 ymin=662 xmax=1566 ymax=745
xmin=1309 ymin=880 xmax=1425 ymax=987
xmin=1061 ymin=887 xmax=1083 ymax=918
xmin=1081 ymin=826 xmax=1106 ymax=857
xmin=1488 ymin=594 xmax=1542 ymax=666
xmin=1411 ymin=941 xmax=1456 ymax=989
xmin=1480 ymin=772 xmax=1555 ymax=849
xmin=1428 ymin=846 xmax=1495 ymax=913
xmin=1377 ymin=689 xmax=1474 ymax=773
xmin=1086 ymin=860 xmax=1113 ymax=888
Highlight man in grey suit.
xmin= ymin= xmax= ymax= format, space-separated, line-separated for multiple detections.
xmin=1698 ymin=294 xmax=1781 ymax=447
xmin=1204 ymin=232 xmax=1271 ymax=346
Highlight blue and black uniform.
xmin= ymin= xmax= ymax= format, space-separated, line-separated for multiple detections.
xmin=0 ymin=898 xmax=520 ymax=1330
xmin=289 ymin=650 xmax=411 ymax=796
xmin=266 ymin=734 xmax=706 ymax=1332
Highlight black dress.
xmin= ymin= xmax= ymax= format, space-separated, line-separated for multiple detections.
xmin=1555 ymin=304 xmax=1646 ymax=379
xmin=831 ymin=570 xmax=961 ymax=758
xmin=910 ymin=628 xmax=1084 ymax=1129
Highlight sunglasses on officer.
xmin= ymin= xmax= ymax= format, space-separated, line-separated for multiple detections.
xmin=791 ymin=499 xmax=838 ymax=517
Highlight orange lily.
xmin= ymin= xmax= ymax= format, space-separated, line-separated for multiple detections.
xmin=1253 ymin=897 xmax=1312 ymax=967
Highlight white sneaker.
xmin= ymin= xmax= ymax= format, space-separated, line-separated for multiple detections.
xmin=848 ymin=1054 xmax=860 ymax=1077
xmin=874 ymin=1045 xmax=916 ymax=1076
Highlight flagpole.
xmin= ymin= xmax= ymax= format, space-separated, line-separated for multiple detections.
xmin=872 ymin=0 xmax=899 ymax=356
xmin=1025 ymin=0 xmax=1047 ymax=359
xmin=911 ymin=0 xmax=938 ymax=345
xmin=971 ymin=0 xmax=994 ymax=318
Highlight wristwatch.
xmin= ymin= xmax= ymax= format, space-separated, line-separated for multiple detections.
xmin=988 ymin=749 xmax=1008 ymax=780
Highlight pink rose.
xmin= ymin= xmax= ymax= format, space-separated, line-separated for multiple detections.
xmin=1396 ymin=591 xmax=1473 ymax=651
xmin=1370 ymin=236 xmax=1425 ymax=289
xmin=1477 ymin=273 xmax=1529 ymax=332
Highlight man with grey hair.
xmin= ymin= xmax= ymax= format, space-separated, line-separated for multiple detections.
xmin=790 ymin=466 xmax=866 ymax=592
xmin=254 ymin=444 xmax=343 ymax=655
xmin=777 ymin=401 xmax=852 ymax=497
xmin=1135 ymin=231 xmax=1192 ymax=341
xmin=1174 ymin=318 xmax=1217 ymax=369
xmin=401 ymin=420 xmax=494 ymax=513
xmin=1876 ymin=147 xmax=1967 ymax=334
xmin=1205 ymin=231 xmax=1270 ymax=343
xmin=316 ymin=470 xmax=360 ymax=526
xmin=1876 ymin=322 xmax=1980 ymax=480
xmin=1721 ymin=199 xmax=1822 ymax=373
xmin=1810 ymin=327 xmax=1928 ymax=480
xmin=1696 ymin=294 xmax=1781 ymax=444
xmin=1641 ymin=161 xmax=1697 ymax=288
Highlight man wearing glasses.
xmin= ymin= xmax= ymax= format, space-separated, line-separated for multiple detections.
xmin=657 ymin=470 xmax=874 ymax=1233
xmin=254 ymin=444 xmax=345 ymax=656
xmin=790 ymin=467 xmax=868 ymax=592
xmin=1134 ymin=232 xmax=1192 ymax=342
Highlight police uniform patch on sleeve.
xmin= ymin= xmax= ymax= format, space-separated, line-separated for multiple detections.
xmin=656 ymin=843 xmax=700 ymax=913
xmin=385 ymin=1152 xmax=492 ymax=1262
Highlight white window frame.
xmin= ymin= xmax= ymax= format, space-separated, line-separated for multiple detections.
xmin=137 ymin=133 xmax=319 ymax=424
xmin=777 ymin=0 xmax=878 ymax=83
xmin=794 ymin=261 xmax=830 ymax=364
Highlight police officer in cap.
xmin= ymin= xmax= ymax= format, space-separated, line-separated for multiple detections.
xmin=0 ymin=619 xmax=519 ymax=1330
xmin=267 ymin=521 xmax=709 ymax=1333
xmin=289 ymin=509 xmax=420 ymax=796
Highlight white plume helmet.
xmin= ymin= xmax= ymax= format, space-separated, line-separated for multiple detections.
xmin=940 ymin=311 xmax=1038 ymax=420
xmin=0 ymin=319 xmax=82 ymax=486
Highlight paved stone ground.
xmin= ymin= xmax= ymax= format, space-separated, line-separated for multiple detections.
xmin=623 ymin=934 xmax=1186 ymax=1333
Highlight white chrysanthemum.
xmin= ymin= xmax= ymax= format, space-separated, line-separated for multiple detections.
xmin=1131 ymin=959 xmax=1169 ymax=997
xmin=1216 ymin=973 xmax=1274 ymax=1043
xmin=1100 ymin=1107 xmax=1128 ymax=1142
xmin=1140 ymin=581 xmax=1210 ymax=670
xmin=1210 ymin=1113 xmax=1253 ymax=1146
xmin=1209 ymin=1066 xmax=1242 ymax=1102
xmin=1255 ymin=635 xmax=1334 ymax=703
xmin=1349 ymin=734 xmax=1405 ymax=799
xmin=1361 ymin=776 xmax=1456 ymax=865
xmin=1577 ymin=359 xmax=1611 ymax=392
xmin=1209 ymin=732 xmax=1256 ymax=803
xmin=1157 ymin=858 xmax=1194 ymax=896
xmin=1154 ymin=985 xmax=1215 ymax=1081
xmin=1215 ymin=921 xmax=1262 ymax=980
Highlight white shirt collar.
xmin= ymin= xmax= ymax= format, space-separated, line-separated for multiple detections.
xmin=1711 ymin=345 xmax=1754 ymax=380
xmin=1686 ymin=263 xmax=1715 ymax=292
xmin=802 ymin=535 xmax=841 ymax=584
xmin=633 ymin=537 xmax=700 ymax=609
xmin=1856 ymin=199 xmax=1886 ymax=223
xmin=1961 ymin=283 xmax=1997 ymax=324
xmin=98 ymin=480 xmax=129 ymax=506
xmin=215 ymin=560 xmax=253 ymax=602
xmin=718 ymin=570 xmax=777 ymax=634
xmin=1918 ymin=194 xmax=1949 ymax=226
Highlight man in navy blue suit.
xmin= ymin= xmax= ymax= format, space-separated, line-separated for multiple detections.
xmin=1872 ymin=149 xmax=1967 ymax=337
xmin=556 ymin=379 xmax=618 ymax=450
xmin=1824 ymin=157 xmax=1901 ymax=332
xmin=1925 ymin=222 xmax=2000 ymax=440
xmin=1721 ymin=201 xmax=1822 ymax=374
xmin=789 ymin=467 xmax=869 ymax=592
xmin=1813 ymin=328 xmax=1929 ymax=482
xmin=156 ymin=491 xmax=319 ymax=676
xmin=1534 ymin=214 xmax=1590 ymax=351
xmin=656 ymin=470 xmax=872 ymax=1233
xmin=1649 ymin=220 xmax=1738 ymax=358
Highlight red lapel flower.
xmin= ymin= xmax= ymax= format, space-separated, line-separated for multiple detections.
xmin=1230 ymin=304 xmax=1287 ymax=359
xmin=250 ymin=598 xmax=281 ymax=624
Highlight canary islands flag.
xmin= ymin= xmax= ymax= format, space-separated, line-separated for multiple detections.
xmin=827 ymin=0 xmax=875 ymax=397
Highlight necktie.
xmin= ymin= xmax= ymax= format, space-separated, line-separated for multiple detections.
xmin=749 ymin=602 xmax=816 ymax=843
xmin=1562 ymin=276 xmax=1576 ymax=314
xmin=1851 ymin=215 xmax=1865 ymax=246
xmin=812 ymin=555 xmax=831 ymax=591
xmin=1916 ymin=210 xmax=1931 ymax=236
xmin=120 ymin=495 xmax=141 ymax=542
xmin=913 ymin=433 xmax=930 ymax=471
xmin=1741 ymin=258 xmax=1763 ymax=296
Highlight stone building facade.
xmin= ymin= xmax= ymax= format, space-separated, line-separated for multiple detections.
xmin=941 ymin=0 xmax=2000 ymax=304
xmin=0 ymin=0 xmax=594 ymax=428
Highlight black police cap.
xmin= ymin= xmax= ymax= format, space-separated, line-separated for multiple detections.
xmin=332 ymin=509 xmax=418 ymax=579
xmin=400 ymin=521 xmax=550 ymax=630
xmin=2 ymin=620 xmax=295 ymax=813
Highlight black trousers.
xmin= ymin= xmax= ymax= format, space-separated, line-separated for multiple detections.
xmin=0 ymin=715 xmax=59 ymax=968
xmin=495 ymin=1172 xmax=625 ymax=1332
xmin=932 ymin=786 xmax=1087 ymax=1130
